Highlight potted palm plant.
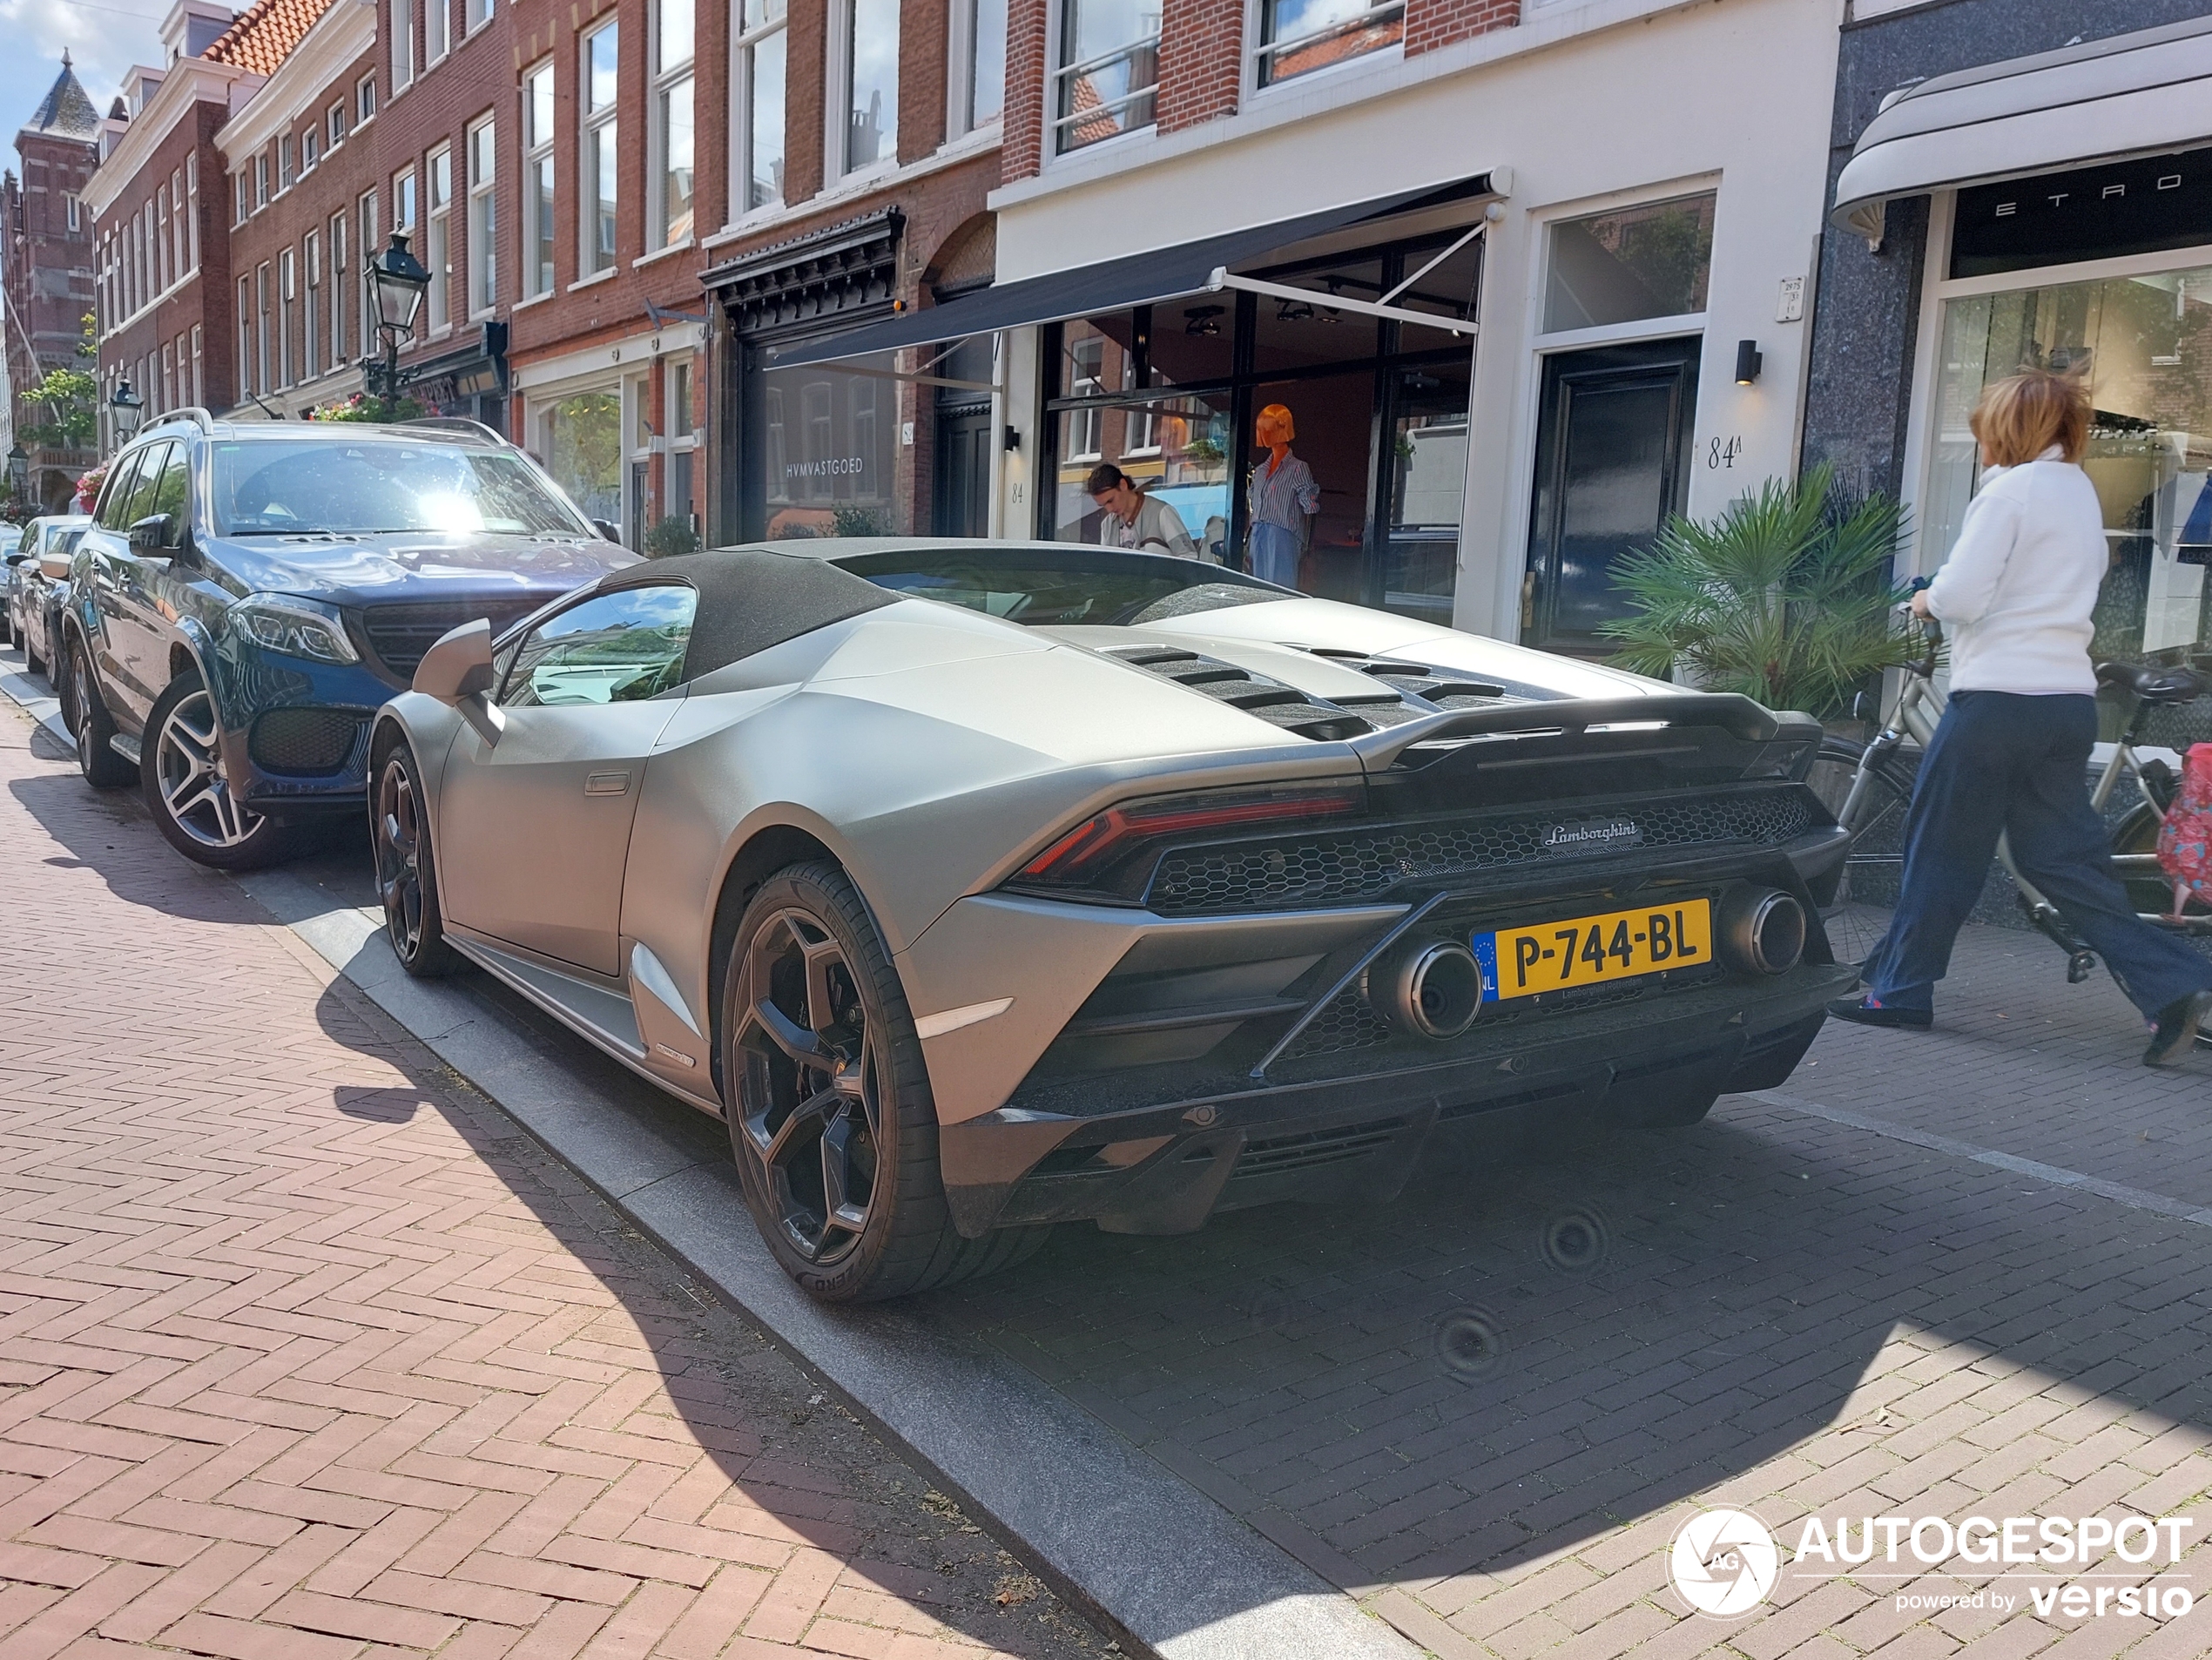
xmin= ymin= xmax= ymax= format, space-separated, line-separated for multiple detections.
xmin=1601 ymin=462 xmax=1919 ymax=723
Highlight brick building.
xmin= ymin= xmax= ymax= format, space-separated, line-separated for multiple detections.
xmin=3 ymin=54 xmax=103 ymax=510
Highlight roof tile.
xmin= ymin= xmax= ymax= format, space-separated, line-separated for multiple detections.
xmin=203 ymin=0 xmax=338 ymax=78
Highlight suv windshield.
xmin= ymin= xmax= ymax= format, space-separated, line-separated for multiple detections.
xmin=211 ymin=439 xmax=591 ymax=536
xmin=832 ymin=549 xmax=1291 ymax=628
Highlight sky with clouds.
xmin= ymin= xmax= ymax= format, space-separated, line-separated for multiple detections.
xmin=0 ymin=0 xmax=165 ymax=148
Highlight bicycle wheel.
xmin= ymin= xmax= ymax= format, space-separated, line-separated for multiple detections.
xmin=1804 ymin=737 xmax=1915 ymax=966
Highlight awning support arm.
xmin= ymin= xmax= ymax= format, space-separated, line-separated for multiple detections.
xmin=1205 ymin=268 xmax=1478 ymax=338
xmin=785 ymin=358 xmax=1001 ymax=395
xmin=1379 ymin=216 xmax=1489 ymax=306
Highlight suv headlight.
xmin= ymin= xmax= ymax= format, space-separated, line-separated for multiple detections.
xmin=231 ymin=593 xmax=359 ymax=665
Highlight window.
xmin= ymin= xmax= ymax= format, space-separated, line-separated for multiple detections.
xmin=64 ymin=190 xmax=78 ymax=232
xmin=425 ymin=0 xmax=448 ymax=63
xmin=467 ymin=0 xmax=491 ymax=31
xmin=1054 ymin=0 xmax=1157 ymax=153
xmin=467 ymin=117 xmax=496 ymax=314
xmin=253 ymin=151 xmax=268 ymax=210
xmin=653 ymin=0 xmax=694 ymax=247
xmin=329 ymin=98 xmax=348 ymax=147
xmin=360 ymin=189 xmax=380 ymax=344
xmin=394 ymin=166 xmax=417 ymax=235
xmin=839 ymin=0 xmax=898 ymax=176
xmin=502 ymin=586 xmax=699 ymax=707
xmin=178 ymin=165 xmax=192 ymax=275
xmin=236 ymin=275 xmax=251 ymax=402
xmin=391 ymin=0 xmax=415 ymax=90
xmin=950 ymin=0 xmax=1006 ymax=134
xmin=329 ymin=211 xmax=348 ymax=366
xmin=1541 ymin=192 xmax=1716 ymax=334
xmin=191 ymin=324 xmax=202 ymax=405
xmin=583 ymin=21 xmax=618 ymax=274
xmin=1257 ymin=0 xmax=1402 ymax=86
xmin=279 ymin=247 xmax=295 ymax=387
xmin=730 ymin=0 xmax=786 ymax=216
xmin=161 ymin=341 xmax=174 ymax=412
xmin=523 ymin=62 xmax=555 ymax=295
xmin=233 ymin=172 xmax=247 ymax=226
xmin=358 ymin=71 xmax=378 ymax=123
xmin=302 ymin=124 xmax=319 ymax=172
xmin=93 ymin=444 xmax=148 ymax=530
xmin=146 ymin=445 xmax=189 ymax=544
xmin=279 ymin=133 xmax=294 ymax=192
xmin=155 ymin=191 xmax=170 ymax=291
xmin=255 ymin=263 xmax=270 ymax=395
xmin=425 ymin=145 xmax=451 ymax=331
xmin=303 ymin=229 xmax=320 ymax=379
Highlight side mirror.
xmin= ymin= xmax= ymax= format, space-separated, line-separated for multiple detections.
xmin=128 ymin=514 xmax=173 ymax=554
xmin=37 ymin=550 xmax=71 ymax=582
xmin=3 ymin=552 xmax=26 ymax=567
xmin=590 ymin=517 xmax=623 ymax=543
xmin=412 ymin=618 xmax=504 ymax=746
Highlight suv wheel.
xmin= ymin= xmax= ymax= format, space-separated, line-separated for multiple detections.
xmin=142 ymin=666 xmax=293 ymax=868
xmin=68 ymin=635 xmax=134 ymax=788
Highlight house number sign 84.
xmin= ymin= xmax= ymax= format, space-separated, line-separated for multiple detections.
xmin=1707 ymin=435 xmax=1743 ymax=469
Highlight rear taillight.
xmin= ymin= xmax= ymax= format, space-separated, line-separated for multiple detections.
xmin=1009 ymin=782 xmax=1365 ymax=902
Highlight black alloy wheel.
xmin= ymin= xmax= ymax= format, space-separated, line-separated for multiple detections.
xmin=723 ymin=862 xmax=1047 ymax=1302
xmin=373 ymin=739 xmax=460 ymax=977
xmin=69 ymin=637 xmax=134 ymax=787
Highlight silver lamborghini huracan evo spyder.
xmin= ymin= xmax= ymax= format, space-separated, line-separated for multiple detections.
xmin=368 ymin=541 xmax=1856 ymax=1301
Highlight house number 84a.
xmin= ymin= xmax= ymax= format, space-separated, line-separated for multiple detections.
xmin=1707 ymin=435 xmax=1743 ymax=469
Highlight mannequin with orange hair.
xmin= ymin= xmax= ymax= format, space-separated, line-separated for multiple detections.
xmin=1247 ymin=402 xmax=1318 ymax=588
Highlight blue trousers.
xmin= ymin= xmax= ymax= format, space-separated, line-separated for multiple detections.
xmin=1862 ymin=692 xmax=2212 ymax=1018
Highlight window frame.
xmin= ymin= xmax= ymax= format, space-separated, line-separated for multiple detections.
xmin=1052 ymin=0 xmax=1160 ymax=156
xmin=392 ymin=0 xmax=415 ymax=91
xmin=425 ymin=0 xmax=449 ymax=64
xmin=329 ymin=209 xmax=349 ymax=367
xmin=358 ymin=71 xmax=379 ymax=124
xmin=328 ymin=98 xmax=349 ymax=148
xmin=948 ymin=0 xmax=1007 ymax=138
xmin=466 ymin=0 xmax=493 ymax=32
xmin=1252 ymin=0 xmax=1405 ymax=90
xmin=253 ymin=151 xmax=268 ymax=211
xmin=278 ymin=132 xmax=294 ymax=192
xmin=581 ymin=19 xmax=620 ymax=277
xmin=523 ymin=59 xmax=556 ymax=297
xmin=651 ymin=0 xmax=695 ymax=250
xmin=727 ymin=0 xmax=787 ymax=223
xmin=425 ymin=143 xmax=452 ymax=333
xmin=466 ymin=113 xmax=496 ymax=317
xmin=303 ymin=226 xmax=321 ymax=380
xmin=302 ymin=121 xmax=320 ymax=173
xmin=279 ymin=246 xmax=295 ymax=388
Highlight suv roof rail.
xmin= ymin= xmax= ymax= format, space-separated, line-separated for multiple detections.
xmin=144 ymin=406 xmax=217 ymax=434
xmin=400 ymin=415 xmax=504 ymax=444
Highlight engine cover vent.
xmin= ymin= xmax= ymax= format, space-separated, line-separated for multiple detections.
xmin=1104 ymin=645 xmax=1376 ymax=741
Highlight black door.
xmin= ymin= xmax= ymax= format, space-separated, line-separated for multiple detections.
xmin=934 ymin=405 xmax=993 ymax=538
xmin=1525 ymin=336 xmax=1699 ymax=655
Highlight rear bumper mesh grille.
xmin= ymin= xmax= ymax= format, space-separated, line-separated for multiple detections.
xmin=1145 ymin=789 xmax=1816 ymax=915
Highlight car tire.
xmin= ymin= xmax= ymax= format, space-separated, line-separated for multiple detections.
xmin=371 ymin=734 xmax=462 ymax=978
xmin=141 ymin=666 xmax=294 ymax=869
xmin=722 ymin=860 xmax=1049 ymax=1303
xmin=67 ymin=634 xmax=135 ymax=788
xmin=23 ymin=632 xmax=44 ymax=678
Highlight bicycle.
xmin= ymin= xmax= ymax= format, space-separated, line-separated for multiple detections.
xmin=1804 ymin=608 xmax=2212 ymax=977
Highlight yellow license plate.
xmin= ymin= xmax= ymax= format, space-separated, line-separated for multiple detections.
xmin=1474 ymin=898 xmax=1712 ymax=1002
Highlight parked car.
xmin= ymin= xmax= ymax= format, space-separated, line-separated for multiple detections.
xmin=0 ymin=523 xmax=21 ymax=648
xmin=4 ymin=515 xmax=91 ymax=680
xmin=62 ymin=413 xmax=634 ymax=868
xmin=368 ymin=541 xmax=1856 ymax=1302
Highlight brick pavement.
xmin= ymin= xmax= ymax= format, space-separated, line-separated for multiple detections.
xmin=0 ymin=703 xmax=1104 ymax=1658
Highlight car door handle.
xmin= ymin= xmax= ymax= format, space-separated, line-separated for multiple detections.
xmin=583 ymin=772 xmax=630 ymax=796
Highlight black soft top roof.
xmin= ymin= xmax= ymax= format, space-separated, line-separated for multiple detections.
xmin=596 ymin=547 xmax=898 ymax=681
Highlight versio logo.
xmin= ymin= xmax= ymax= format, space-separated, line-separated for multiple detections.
xmin=1670 ymin=1508 xmax=1781 ymax=1616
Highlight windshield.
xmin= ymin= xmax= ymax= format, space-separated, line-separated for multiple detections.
xmin=212 ymin=440 xmax=592 ymax=537
xmin=831 ymin=549 xmax=1293 ymax=628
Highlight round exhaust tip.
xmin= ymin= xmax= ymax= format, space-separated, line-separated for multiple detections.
xmin=1372 ymin=940 xmax=1485 ymax=1039
xmin=1717 ymin=886 xmax=1806 ymax=976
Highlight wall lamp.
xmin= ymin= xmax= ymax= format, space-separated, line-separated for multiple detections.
xmin=1735 ymin=340 xmax=1764 ymax=385
xmin=1003 ymin=425 xmax=1022 ymax=452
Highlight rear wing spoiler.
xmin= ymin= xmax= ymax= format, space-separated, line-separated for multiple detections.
xmin=1348 ymin=693 xmax=1816 ymax=772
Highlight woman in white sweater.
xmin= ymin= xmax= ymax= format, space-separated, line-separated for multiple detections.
xmin=1831 ymin=369 xmax=2212 ymax=1065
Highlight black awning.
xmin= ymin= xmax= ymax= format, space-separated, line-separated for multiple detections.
xmin=765 ymin=172 xmax=1495 ymax=369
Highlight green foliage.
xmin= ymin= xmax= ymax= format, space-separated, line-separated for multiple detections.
xmin=307 ymin=393 xmax=425 ymax=422
xmin=1600 ymin=462 xmax=1918 ymax=719
xmin=831 ymin=503 xmax=883 ymax=537
xmin=644 ymin=515 xmax=700 ymax=557
xmin=20 ymin=314 xmax=101 ymax=449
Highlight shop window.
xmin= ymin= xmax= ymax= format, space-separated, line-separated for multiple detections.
xmin=1054 ymin=0 xmax=1157 ymax=154
xmin=1542 ymin=192 xmax=1716 ymax=334
xmin=426 ymin=146 xmax=451 ymax=332
xmin=759 ymin=355 xmax=901 ymax=538
xmin=951 ymin=0 xmax=1007 ymax=135
xmin=1927 ymin=267 xmax=2212 ymax=663
xmin=839 ymin=0 xmax=899 ymax=176
xmin=524 ymin=63 xmax=555 ymax=296
xmin=731 ymin=0 xmax=786 ymax=215
xmin=468 ymin=118 xmax=496 ymax=315
xmin=545 ymin=392 xmax=623 ymax=527
xmin=1384 ymin=361 xmax=1469 ymax=621
xmin=583 ymin=21 xmax=619 ymax=274
xmin=1257 ymin=0 xmax=1404 ymax=87
xmin=654 ymin=0 xmax=695 ymax=246
xmin=1146 ymin=300 xmax=1236 ymax=388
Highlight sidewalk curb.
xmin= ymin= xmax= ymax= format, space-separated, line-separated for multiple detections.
xmin=0 ymin=654 xmax=1418 ymax=1660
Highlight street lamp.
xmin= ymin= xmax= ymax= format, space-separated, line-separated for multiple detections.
xmin=364 ymin=231 xmax=432 ymax=407
xmin=110 ymin=379 xmax=145 ymax=446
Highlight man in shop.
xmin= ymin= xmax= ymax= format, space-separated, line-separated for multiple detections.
xmin=1088 ymin=463 xmax=1199 ymax=559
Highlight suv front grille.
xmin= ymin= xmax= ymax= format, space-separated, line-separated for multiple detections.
xmin=1145 ymin=789 xmax=1817 ymax=915
xmin=358 ymin=598 xmax=548 ymax=684
xmin=250 ymin=708 xmax=368 ymax=776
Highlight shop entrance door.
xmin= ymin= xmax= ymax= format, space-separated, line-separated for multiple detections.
xmin=934 ymin=405 xmax=993 ymax=537
xmin=1524 ymin=336 xmax=1699 ymax=655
